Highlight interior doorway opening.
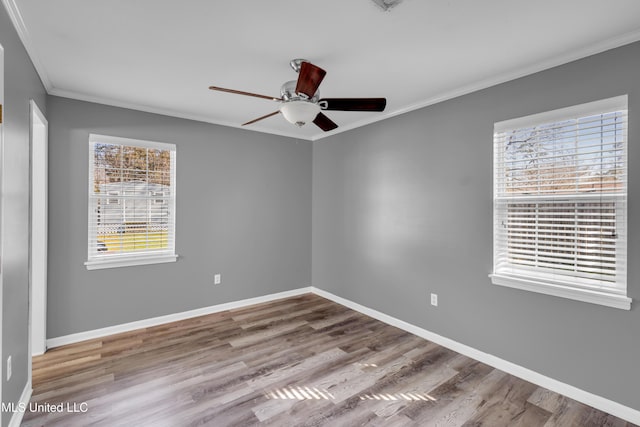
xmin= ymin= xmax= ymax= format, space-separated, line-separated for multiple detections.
xmin=30 ymin=100 xmax=48 ymax=359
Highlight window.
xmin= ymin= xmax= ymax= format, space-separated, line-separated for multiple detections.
xmin=86 ymin=134 xmax=177 ymax=269
xmin=491 ymin=96 xmax=630 ymax=309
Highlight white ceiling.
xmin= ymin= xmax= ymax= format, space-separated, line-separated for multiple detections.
xmin=7 ymin=0 xmax=640 ymax=140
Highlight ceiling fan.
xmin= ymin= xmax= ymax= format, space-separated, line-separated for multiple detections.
xmin=209 ymin=59 xmax=386 ymax=132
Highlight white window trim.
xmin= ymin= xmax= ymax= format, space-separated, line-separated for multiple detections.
xmin=86 ymin=134 xmax=178 ymax=270
xmin=85 ymin=254 xmax=178 ymax=270
xmin=489 ymin=273 xmax=631 ymax=310
xmin=491 ymin=95 xmax=630 ymax=310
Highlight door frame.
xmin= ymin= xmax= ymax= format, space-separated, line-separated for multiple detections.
xmin=0 ymin=41 xmax=5 ymax=406
xmin=29 ymin=99 xmax=48 ymax=359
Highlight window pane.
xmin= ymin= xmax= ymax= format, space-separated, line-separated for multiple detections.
xmin=493 ymin=97 xmax=627 ymax=295
xmin=88 ymin=135 xmax=175 ymax=263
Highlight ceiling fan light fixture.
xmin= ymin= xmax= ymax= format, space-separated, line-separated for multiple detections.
xmin=279 ymin=101 xmax=320 ymax=127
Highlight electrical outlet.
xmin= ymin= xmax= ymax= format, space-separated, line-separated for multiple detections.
xmin=214 ymin=274 xmax=221 ymax=285
xmin=430 ymin=293 xmax=438 ymax=307
xmin=6 ymin=356 xmax=11 ymax=381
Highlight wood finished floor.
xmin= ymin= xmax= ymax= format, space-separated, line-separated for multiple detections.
xmin=23 ymin=294 xmax=635 ymax=427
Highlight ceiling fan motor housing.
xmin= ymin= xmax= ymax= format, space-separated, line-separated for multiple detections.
xmin=280 ymin=80 xmax=320 ymax=103
xmin=279 ymin=77 xmax=322 ymax=127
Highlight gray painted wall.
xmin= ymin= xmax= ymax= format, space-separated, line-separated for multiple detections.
xmin=47 ymin=96 xmax=312 ymax=338
xmin=313 ymin=41 xmax=640 ymax=411
xmin=4 ymin=1 xmax=638 ymax=418
xmin=0 ymin=5 xmax=48 ymax=427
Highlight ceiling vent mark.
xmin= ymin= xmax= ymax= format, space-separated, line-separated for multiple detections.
xmin=370 ymin=0 xmax=404 ymax=12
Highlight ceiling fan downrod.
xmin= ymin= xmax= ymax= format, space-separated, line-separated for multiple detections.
xmin=289 ymin=58 xmax=308 ymax=73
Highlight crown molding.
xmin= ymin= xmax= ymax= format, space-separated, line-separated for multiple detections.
xmin=310 ymin=28 xmax=640 ymax=141
xmin=5 ymin=0 xmax=640 ymax=142
xmin=1 ymin=0 xmax=52 ymax=90
xmin=49 ymin=88 xmax=310 ymax=141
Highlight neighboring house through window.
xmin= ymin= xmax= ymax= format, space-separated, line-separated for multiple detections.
xmin=86 ymin=134 xmax=177 ymax=269
xmin=106 ymin=191 xmax=120 ymax=205
xmin=490 ymin=96 xmax=630 ymax=309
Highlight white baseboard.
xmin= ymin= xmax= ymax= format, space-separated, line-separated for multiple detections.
xmin=311 ymin=287 xmax=640 ymax=425
xmin=8 ymin=380 xmax=32 ymax=427
xmin=44 ymin=285 xmax=640 ymax=424
xmin=47 ymin=287 xmax=312 ymax=349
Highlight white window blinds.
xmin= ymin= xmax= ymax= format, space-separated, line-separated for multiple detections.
xmin=492 ymin=96 xmax=629 ymax=309
xmin=86 ymin=134 xmax=177 ymax=269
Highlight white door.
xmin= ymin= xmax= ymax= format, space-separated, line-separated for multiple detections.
xmin=0 ymin=42 xmax=5 ymax=402
xmin=30 ymin=100 xmax=48 ymax=356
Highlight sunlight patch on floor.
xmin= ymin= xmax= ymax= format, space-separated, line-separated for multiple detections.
xmin=264 ymin=386 xmax=335 ymax=400
xmin=355 ymin=362 xmax=378 ymax=368
xmin=359 ymin=392 xmax=437 ymax=402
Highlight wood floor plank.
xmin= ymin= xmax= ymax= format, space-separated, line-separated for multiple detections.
xmin=23 ymin=294 xmax=637 ymax=427
xmin=460 ymin=374 xmax=542 ymax=426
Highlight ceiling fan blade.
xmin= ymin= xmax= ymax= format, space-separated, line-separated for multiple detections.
xmin=296 ymin=62 xmax=326 ymax=99
xmin=319 ymin=98 xmax=387 ymax=112
xmin=242 ymin=111 xmax=280 ymax=126
xmin=209 ymin=86 xmax=282 ymax=102
xmin=313 ymin=112 xmax=338 ymax=132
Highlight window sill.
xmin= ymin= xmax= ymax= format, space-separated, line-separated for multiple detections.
xmin=85 ymin=254 xmax=178 ymax=270
xmin=489 ymin=273 xmax=631 ymax=310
